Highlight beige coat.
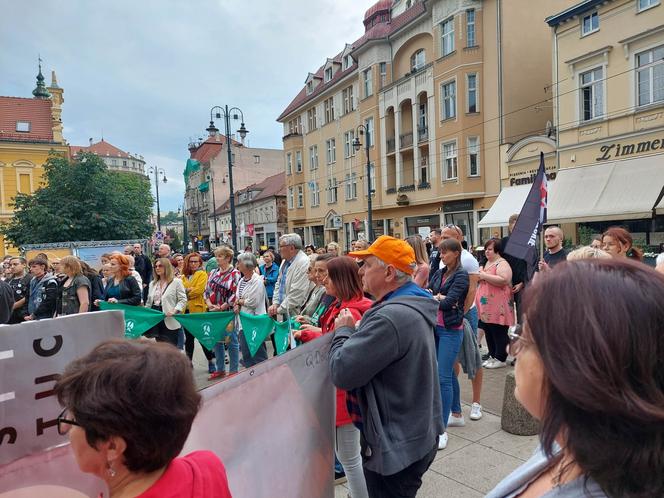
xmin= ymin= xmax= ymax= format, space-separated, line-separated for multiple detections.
xmin=272 ymin=250 xmax=312 ymax=318
xmin=146 ymin=278 xmax=187 ymax=330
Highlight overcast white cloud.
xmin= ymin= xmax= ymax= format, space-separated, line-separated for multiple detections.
xmin=0 ymin=0 xmax=371 ymax=211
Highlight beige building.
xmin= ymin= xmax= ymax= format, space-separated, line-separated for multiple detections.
xmin=70 ymin=138 xmax=146 ymax=175
xmin=482 ymin=0 xmax=664 ymax=247
xmin=277 ymin=0 xmax=572 ymax=250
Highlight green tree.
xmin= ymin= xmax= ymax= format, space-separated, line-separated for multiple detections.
xmin=166 ymin=228 xmax=182 ymax=253
xmin=161 ymin=210 xmax=182 ymax=225
xmin=1 ymin=152 xmax=154 ymax=245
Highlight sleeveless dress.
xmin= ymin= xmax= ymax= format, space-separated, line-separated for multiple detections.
xmin=475 ymin=259 xmax=514 ymax=326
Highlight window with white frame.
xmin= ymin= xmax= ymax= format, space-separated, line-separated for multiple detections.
xmin=379 ymin=62 xmax=387 ymax=88
xmin=364 ymin=117 xmax=374 ymax=147
xmin=581 ymin=12 xmax=599 ymax=36
xmin=636 ymin=45 xmax=664 ymax=106
xmin=344 ymin=130 xmax=355 ymax=158
xmin=309 ymin=145 xmax=319 ymax=170
xmin=342 ymin=86 xmax=354 ymax=114
xmin=306 ymin=81 xmax=313 ymax=95
xmin=410 ymin=49 xmax=425 ymax=72
xmin=326 ymin=138 xmax=336 ymax=164
xmin=442 ymin=141 xmax=458 ymax=180
xmin=15 ymin=121 xmax=30 ymax=132
xmin=638 ymin=0 xmax=659 ymax=11
xmin=468 ymin=136 xmax=480 ymax=176
xmin=324 ymin=97 xmax=335 ymax=124
xmin=466 ymin=9 xmax=476 ymax=47
xmin=442 ymin=80 xmax=457 ymax=120
xmin=296 ymin=150 xmax=302 ymax=172
xmin=467 ymin=73 xmax=478 ymax=113
xmin=343 ymin=54 xmax=354 ymax=70
xmin=327 ymin=177 xmax=338 ymax=203
xmin=350 ymin=173 xmax=357 ymax=199
xmin=307 ymin=107 xmax=317 ymax=131
xmin=310 ymin=182 xmax=320 ymax=206
xmin=286 ymin=153 xmax=292 ymax=175
xmin=420 ymin=155 xmax=429 ymax=184
xmin=580 ymin=67 xmax=604 ymax=121
xmin=325 ymin=67 xmax=333 ymax=82
xmin=363 ymin=68 xmax=373 ymax=98
xmin=297 ymin=185 xmax=304 ymax=208
xmin=441 ymin=17 xmax=455 ymax=56
xmin=345 ymin=173 xmax=352 ymax=199
xmin=288 ymin=187 xmax=294 ymax=209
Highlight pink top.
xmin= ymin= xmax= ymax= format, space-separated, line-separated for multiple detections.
xmin=413 ymin=262 xmax=430 ymax=288
xmin=475 ymin=259 xmax=514 ymax=327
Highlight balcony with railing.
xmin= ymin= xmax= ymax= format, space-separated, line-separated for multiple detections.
xmin=417 ymin=126 xmax=428 ymax=143
xmin=386 ymin=137 xmax=396 ymax=154
xmin=399 ymin=132 xmax=413 ymax=149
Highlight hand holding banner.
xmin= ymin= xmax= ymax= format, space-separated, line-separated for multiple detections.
xmin=174 ymin=312 xmax=234 ymax=350
xmin=98 ymin=302 xmax=164 ymax=339
xmin=238 ymin=312 xmax=274 ymax=357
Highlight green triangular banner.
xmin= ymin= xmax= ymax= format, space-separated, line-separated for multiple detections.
xmin=273 ymin=320 xmax=291 ymax=356
xmin=99 ymin=302 xmax=165 ymax=339
xmin=174 ymin=311 xmax=235 ymax=350
xmin=239 ymin=312 xmax=274 ymax=357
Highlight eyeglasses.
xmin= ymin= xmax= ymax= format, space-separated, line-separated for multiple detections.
xmin=507 ymin=324 xmax=528 ymax=357
xmin=57 ymin=408 xmax=82 ymax=435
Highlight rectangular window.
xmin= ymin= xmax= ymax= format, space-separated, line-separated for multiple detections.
xmin=324 ymin=97 xmax=335 ymax=124
xmin=307 ymin=107 xmax=317 ymax=131
xmin=351 ymin=173 xmax=357 ymax=199
xmin=468 ymin=137 xmax=480 ymax=177
xmin=364 ymin=117 xmax=374 ymax=147
xmin=581 ymin=12 xmax=599 ymax=36
xmin=345 ymin=173 xmax=352 ymax=199
xmin=15 ymin=121 xmax=30 ymax=132
xmin=636 ymin=45 xmax=664 ymax=106
xmin=467 ymin=73 xmax=477 ymax=113
xmin=309 ymin=145 xmax=319 ymax=170
xmin=363 ymin=68 xmax=373 ymax=98
xmin=286 ymin=152 xmax=292 ymax=175
xmin=442 ymin=142 xmax=458 ymax=180
xmin=327 ymin=178 xmax=338 ymax=203
xmin=297 ymin=185 xmax=304 ymax=208
xmin=311 ymin=182 xmax=320 ymax=207
xmin=466 ymin=9 xmax=476 ymax=47
xmin=442 ymin=80 xmax=457 ymax=120
xmin=325 ymin=67 xmax=333 ymax=82
xmin=638 ymin=0 xmax=659 ymax=11
xmin=580 ymin=67 xmax=604 ymax=121
xmin=19 ymin=174 xmax=31 ymax=194
xmin=344 ymin=130 xmax=355 ymax=158
xmin=288 ymin=187 xmax=294 ymax=209
xmin=379 ymin=62 xmax=387 ymax=88
xmin=411 ymin=49 xmax=425 ymax=71
xmin=326 ymin=138 xmax=336 ymax=164
xmin=296 ymin=150 xmax=302 ymax=172
xmin=441 ymin=17 xmax=455 ymax=56
xmin=343 ymin=54 xmax=354 ymax=70
xmin=342 ymin=86 xmax=354 ymax=114
xmin=420 ymin=156 xmax=429 ymax=184
xmin=253 ymin=155 xmax=260 ymax=164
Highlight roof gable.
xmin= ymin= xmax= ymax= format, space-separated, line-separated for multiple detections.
xmin=0 ymin=96 xmax=54 ymax=143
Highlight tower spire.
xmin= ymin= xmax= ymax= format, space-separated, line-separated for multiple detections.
xmin=32 ymin=55 xmax=51 ymax=99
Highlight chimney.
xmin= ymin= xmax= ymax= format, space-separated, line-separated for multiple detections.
xmin=89 ymin=137 xmax=93 ymax=146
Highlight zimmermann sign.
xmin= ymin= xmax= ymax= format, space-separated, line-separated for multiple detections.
xmin=596 ymin=138 xmax=663 ymax=161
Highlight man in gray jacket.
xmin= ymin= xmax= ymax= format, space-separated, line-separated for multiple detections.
xmin=329 ymin=235 xmax=442 ymax=498
xmin=268 ymin=233 xmax=311 ymax=320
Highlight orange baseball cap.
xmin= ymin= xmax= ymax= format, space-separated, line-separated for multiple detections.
xmin=348 ymin=235 xmax=416 ymax=275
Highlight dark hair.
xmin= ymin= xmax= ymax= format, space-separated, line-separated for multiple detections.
xmin=314 ymin=252 xmax=336 ymax=263
xmin=522 ymin=259 xmax=664 ymax=497
xmin=602 ymin=226 xmax=643 ymax=261
xmin=54 ymin=340 xmax=201 ymax=473
xmin=10 ymin=256 xmax=27 ymax=265
xmin=183 ymin=252 xmax=203 ymax=277
xmin=431 ymin=228 xmax=442 ymax=236
xmin=28 ymin=257 xmax=48 ymax=268
xmin=304 ymin=244 xmax=316 ymax=252
xmin=484 ymin=237 xmax=503 ymax=256
xmin=439 ymin=238 xmax=462 ymax=270
xmin=326 ymin=256 xmax=363 ymax=301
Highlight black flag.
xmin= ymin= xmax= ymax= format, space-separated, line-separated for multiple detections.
xmin=504 ymin=152 xmax=548 ymax=276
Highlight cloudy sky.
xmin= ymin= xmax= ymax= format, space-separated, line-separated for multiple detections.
xmin=1 ymin=0 xmax=371 ymax=212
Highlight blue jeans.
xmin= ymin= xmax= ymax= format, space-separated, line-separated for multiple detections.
xmin=176 ymin=328 xmax=185 ymax=350
xmin=238 ymin=329 xmax=268 ymax=367
xmin=214 ymin=330 xmax=239 ymax=373
xmin=435 ymin=325 xmax=463 ymax=429
xmin=449 ymin=307 xmax=480 ymax=415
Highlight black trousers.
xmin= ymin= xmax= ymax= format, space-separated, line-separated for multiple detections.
xmin=363 ymin=444 xmax=437 ymax=498
xmin=479 ymin=321 xmax=509 ymax=362
xmin=154 ymin=321 xmax=179 ymax=347
xmin=184 ymin=328 xmax=215 ymax=361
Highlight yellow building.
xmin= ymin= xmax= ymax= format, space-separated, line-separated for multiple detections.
xmin=484 ymin=0 xmax=664 ymax=247
xmin=278 ymin=0 xmax=573 ymax=249
xmin=0 ymin=65 xmax=69 ymax=255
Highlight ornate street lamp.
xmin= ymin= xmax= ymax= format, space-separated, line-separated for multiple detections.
xmin=148 ymin=166 xmax=167 ymax=231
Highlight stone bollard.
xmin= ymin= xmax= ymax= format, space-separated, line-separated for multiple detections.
xmin=501 ymin=371 xmax=540 ymax=436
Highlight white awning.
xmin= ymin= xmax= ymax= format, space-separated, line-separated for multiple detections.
xmin=547 ymin=157 xmax=664 ymax=224
xmin=477 ymin=185 xmax=531 ymax=228
xmin=657 ymin=195 xmax=664 ymax=216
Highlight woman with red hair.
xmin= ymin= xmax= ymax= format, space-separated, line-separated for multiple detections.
xmin=602 ymin=227 xmax=643 ymax=261
xmin=97 ymin=254 xmax=142 ymax=306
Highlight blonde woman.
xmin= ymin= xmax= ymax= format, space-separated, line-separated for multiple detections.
xmin=405 ymin=235 xmax=430 ymax=288
xmin=58 ymin=256 xmax=91 ymax=316
xmin=567 ymin=246 xmax=612 ymax=261
xmin=182 ymin=252 xmax=214 ymax=371
xmin=146 ymin=258 xmax=187 ymax=347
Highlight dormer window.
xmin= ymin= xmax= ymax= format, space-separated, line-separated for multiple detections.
xmin=343 ymin=54 xmax=354 ymax=70
xmin=325 ymin=67 xmax=333 ymax=82
xmin=15 ymin=121 xmax=30 ymax=132
xmin=307 ymin=81 xmax=314 ymax=94
xmin=411 ymin=49 xmax=425 ymax=72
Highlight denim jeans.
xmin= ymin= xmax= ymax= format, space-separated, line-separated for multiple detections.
xmin=435 ymin=325 xmax=463 ymax=429
xmin=336 ymin=424 xmax=368 ymax=498
xmin=214 ymin=330 xmax=239 ymax=373
xmin=449 ymin=307 xmax=480 ymax=414
xmin=238 ymin=329 xmax=268 ymax=368
xmin=176 ymin=328 xmax=185 ymax=350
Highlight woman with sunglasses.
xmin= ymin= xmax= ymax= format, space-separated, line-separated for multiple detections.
xmin=487 ymin=259 xmax=664 ymax=498
xmin=145 ymin=258 xmax=187 ymax=347
xmin=55 ymin=339 xmax=232 ymax=498
xmin=182 ymin=252 xmax=215 ymax=372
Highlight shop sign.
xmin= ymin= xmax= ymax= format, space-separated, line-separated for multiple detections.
xmin=510 ymin=171 xmax=557 ymax=186
xmin=442 ymin=200 xmax=474 ymax=213
xmin=596 ymin=138 xmax=663 ymax=161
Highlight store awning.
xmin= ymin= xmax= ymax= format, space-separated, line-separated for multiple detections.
xmin=547 ymin=157 xmax=664 ymax=224
xmin=478 ymin=185 xmax=531 ymax=228
xmin=656 ymin=194 xmax=664 ymax=216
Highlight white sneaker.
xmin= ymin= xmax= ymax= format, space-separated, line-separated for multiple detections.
xmin=469 ymin=403 xmax=483 ymax=420
xmin=485 ymin=360 xmax=507 ymax=369
xmin=447 ymin=414 xmax=465 ymax=427
xmin=438 ymin=432 xmax=448 ymax=450
xmin=482 ymin=357 xmax=495 ymax=367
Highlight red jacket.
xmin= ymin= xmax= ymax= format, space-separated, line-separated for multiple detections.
xmin=300 ymin=295 xmax=373 ymax=426
xmin=136 ymin=451 xmax=232 ymax=498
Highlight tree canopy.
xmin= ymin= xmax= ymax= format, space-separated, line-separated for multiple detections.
xmin=1 ymin=152 xmax=154 ymax=246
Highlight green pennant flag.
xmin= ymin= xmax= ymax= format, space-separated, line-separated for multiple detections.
xmin=99 ymin=302 xmax=165 ymax=339
xmin=174 ymin=311 xmax=234 ymax=351
xmin=273 ymin=319 xmax=292 ymax=356
xmin=239 ymin=312 xmax=275 ymax=357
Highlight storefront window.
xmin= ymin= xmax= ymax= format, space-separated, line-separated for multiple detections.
xmin=405 ymin=215 xmax=441 ymax=237
xmin=312 ymin=225 xmax=325 ymax=248
xmin=444 ymin=212 xmax=474 ymax=247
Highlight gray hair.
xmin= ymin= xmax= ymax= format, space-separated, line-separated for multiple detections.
xmin=279 ymin=233 xmax=303 ymax=250
xmin=374 ymin=256 xmax=413 ymax=283
xmin=237 ymin=252 xmax=258 ymax=270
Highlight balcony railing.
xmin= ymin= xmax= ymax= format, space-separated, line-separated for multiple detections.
xmin=418 ymin=126 xmax=428 ymax=143
xmin=386 ymin=187 xmax=397 ymax=194
xmin=399 ymin=132 xmax=413 ymax=149
xmin=386 ymin=138 xmax=396 ymax=154
xmin=398 ymin=184 xmax=415 ymax=193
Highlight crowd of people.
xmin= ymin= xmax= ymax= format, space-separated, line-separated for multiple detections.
xmin=9 ymin=221 xmax=664 ymax=498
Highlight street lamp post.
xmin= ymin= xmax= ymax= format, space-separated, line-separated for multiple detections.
xmin=148 ymin=166 xmax=167 ymax=231
xmin=206 ymin=105 xmax=248 ymax=251
xmin=178 ymin=204 xmax=188 ymax=254
xmin=207 ymin=174 xmax=219 ymax=245
xmin=353 ymin=125 xmax=374 ymax=242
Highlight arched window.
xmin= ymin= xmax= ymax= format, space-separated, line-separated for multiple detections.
xmin=410 ymin=49 xmax=425 ymax=72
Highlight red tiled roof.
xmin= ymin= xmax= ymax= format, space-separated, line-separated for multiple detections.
xmin=364 ymin=0 xmax=391 ymax=23
xmin=189 ymin=136 xmax=242 ymax=165
xmin=215 ymin=171 xmax=285 ymax=215
xmin=276 ymin=2 xmax=426 ymax=122
xmin=0 ymin=96 xmax=54 ymax=143
xmin=70 ymin=139 xmax=136 ymax=159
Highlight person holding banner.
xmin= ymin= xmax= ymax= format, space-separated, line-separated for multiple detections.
xmin=234 ymin=252 xmax=268 ymax=368
xmin=182 ymin=252 xmax=215 ymax=372
xmin=97 ymin=254 xmax=142 ymax=307
xmin=54 ymin=339 xmax=232 ymax=498
xmin=146 ymin=258 xmax=187 ymax=347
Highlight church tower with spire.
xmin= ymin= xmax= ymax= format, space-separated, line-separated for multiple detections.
xmin=31 ymin=58 xmax=51 ymax=99
xmin=46 ymin=70 xmax=64 ymax=143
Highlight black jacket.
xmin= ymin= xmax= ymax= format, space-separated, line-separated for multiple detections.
xmin=134 ymin=254 xmax=152 ymax=286
xmin=8 ymin=274 xmax=31 ymax=323
xmin=103 ymin=275 xmax=142 ymax=306
xmin=429 ymin=266 xmax=469 ymax=328
xmin=29 ymin=274 xmax=59 ymax=320
xmin=0 ymin=280 xmax=15 ymax=324
xmin=428 ymin=248 xmax=441 ymax=287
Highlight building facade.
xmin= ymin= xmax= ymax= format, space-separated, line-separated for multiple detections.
xmin=0 ymin=67 xmax=69 ymax=255
xmin=70 ymin=139 xmax=146 ymax=175
xmin=278 ymin=0 xmax=571 ymax=250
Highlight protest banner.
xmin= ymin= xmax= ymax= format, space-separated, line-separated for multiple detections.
xmin=98 ymin=302 xmax=164 ymax=338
